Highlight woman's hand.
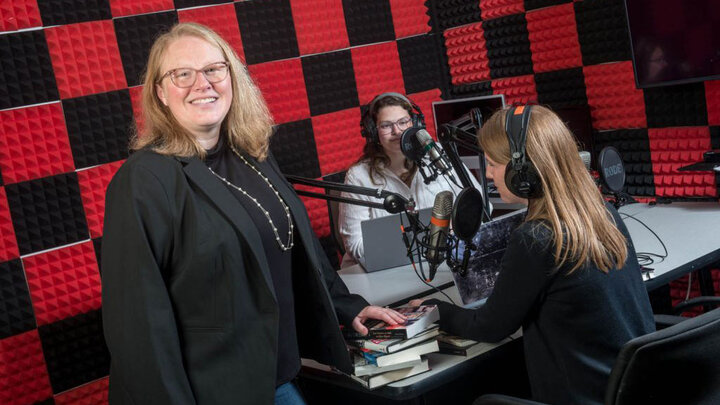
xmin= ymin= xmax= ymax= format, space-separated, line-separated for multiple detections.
xmin=351 ymin=306 xmax=407 ymax=335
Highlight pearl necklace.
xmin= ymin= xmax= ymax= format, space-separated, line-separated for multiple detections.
xmin=207 ymin=146 xmax=294 ymax=251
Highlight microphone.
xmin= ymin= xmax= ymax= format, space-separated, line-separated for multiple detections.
xmin=414 ymin=128 xmax=453 ymax=176
xmin=425 ymin=191 xmax=453 ymax=281
xmin=579 ymin=151 xmax=591 ymax=171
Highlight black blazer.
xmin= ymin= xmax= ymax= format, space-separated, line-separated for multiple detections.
xmin=101 ymin=149 xmax=368 ymax=404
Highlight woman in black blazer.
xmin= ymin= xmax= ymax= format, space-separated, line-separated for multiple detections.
xmin=101 ymin=23 xmax=404 ymax=405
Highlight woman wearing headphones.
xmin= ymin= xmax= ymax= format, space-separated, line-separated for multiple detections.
xmin=338 ymin=93 xmax=477 ymax=268
xmin=411 ymin=105 xmax=655 ymax=405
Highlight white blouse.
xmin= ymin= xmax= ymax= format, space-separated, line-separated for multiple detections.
xmin=338 ymin=160 xmax=483 ymax=268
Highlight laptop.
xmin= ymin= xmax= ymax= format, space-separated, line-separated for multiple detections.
xmin=361 ymin=208 xmax=433 ymax=272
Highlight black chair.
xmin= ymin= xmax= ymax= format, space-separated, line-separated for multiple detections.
xmin=474 ymin=306 xmax=720 ymax=405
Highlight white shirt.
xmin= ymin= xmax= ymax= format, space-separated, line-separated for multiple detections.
xmin=338 ymin=160 xmax=484 ymax=268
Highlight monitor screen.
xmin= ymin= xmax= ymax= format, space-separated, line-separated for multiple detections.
xmin=432 ymin=95 xmax=506 ymax=157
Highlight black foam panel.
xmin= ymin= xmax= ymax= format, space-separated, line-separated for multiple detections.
xmin=0 ymin=259 xmax=36 ymax=340
xmin=710 ymin=126 xmax=720 ymax=150
xmin=427 ymin=0 xmax=482 ymax=32
xmin=302 ymin=50 xmax=359 ymax=116
xmin=6 ymin=173 xmax=89 ymax=255
xmin=114 ymin=11 xmax=179 ymax=87
xmin=595 ymin=128 xmax=655 ymax=196
xmin=343 ymin=0 xmax=395 ymax=47
xmin=37 ymin=0 xmax=111 ymax=26
xmin=398 ymin=34 xmax=447 ymax=95
xmin=0 ymin=30 xmax=59 ymax=110
xmin=92 ymin=237 xmax=103 ymax=276
xmin=644 ymin=83 xmax=708 ymax=128
xmin=235 ymin=0 xmax=299 ymax=65
xmin=524 ymin=0 xmax=571 ymax=12
xmin=483 ymin=14 xmax=534 ymax=79
xmin=174 ymin=0 xmax=228 ymax=9
xmin=269 ymin=119 xmax=321 ymax=179
xmin=535 ymin=67 xmax=588 ymax=109
xmin=449 ymin=81 xmax=494 ymax=99
xmin=63 ymin=89 xmax=133 ymax=169
xmin=38 ymin=310 xmax=110 ymax=394
xmin=574 ymin=0 xmax=631 ymax=65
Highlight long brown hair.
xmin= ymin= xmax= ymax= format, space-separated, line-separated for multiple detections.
xmin=479 ymin=105 xmax=628 ymax=273
xmin=355 ymin=94 xmax=417 ymax=185
xmin=131 ymin=23 xmax=274 ymax=160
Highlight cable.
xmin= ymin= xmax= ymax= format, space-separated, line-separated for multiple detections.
xmin=620 ymin=212 xmax=668 ymax=266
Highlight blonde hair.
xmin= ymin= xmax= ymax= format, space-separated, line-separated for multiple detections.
xmin=479 ymin=105 xmax=628 ymax=273
xmin=131 ymin=22 xmax=274 ymax=160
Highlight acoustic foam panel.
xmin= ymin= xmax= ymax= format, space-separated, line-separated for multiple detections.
xmin=302 ymin=49 xmax=359 ymax=116
xmin=178 ymin=3 xmax=245 ymax=62
xmin=390 ymin=0 xmax=432 ymax=39
xmin=0 ymin=29 xmax=59 ymax=110
xmin=77 ymin=161 xmax=123 ymax=239
xmin=269 ymin=119 xmax=321 ymax=179
xmin=0 ymin=259 xmax=36 ymax=340
xmin=444 ymin=22 xmax=491 ymax=85
xmin=24 ymin=241 xmax=102 ymax=327
xmin=174 ymin=0 xmax=227 ymax=9
xmin=0 ymin=103 xmax=75 ymax=185
xmin=45 ymin=20 xmax=127 ymax=100
xmin=352 ymin=41 xmax=405 ymax=105
xmin=480 ymin=0 xmax=524 ymax=21
xmin=297 ymin=188 xmax=331 ymax=238
xmin=526 ymin=3 xmax=582 ymax=74
xmin=235 ymin=0 xmax=299 ymax=65
xmin=38 ymin=309 xmax=110 ymax=394
xmin=5 ymin=172 xmax=89 ymax=255
xmin=247 ymin=58 xmax=310 ymax=125
xmin=128 ymin=85 xmax=144 ymax=134
xmin=535 ymin=67 xmax=588 ymax=109
xmin=37 ymin=0 xmax=111 ymax=26
xmin=644 ymin=83 xmax=708 ymax=128
xmin=0 ymin=188 xmax=20 ymax=262
xmin=574 ymin=0 xmax=631 ymax=65
xmin=449 ymin=80 xmax=494 ymax=99
xmin=595 ymin=128 xmax=655 ymax=196
xmin=398 ymin=34 xmax=447 ymax=95
xmin=92 ymin=238 xmax=102 ymax=275
xmin=342 ymin=0 xmax=395 ymax=47
xmin=311 ymin=108 xmax=364 ymax=176
xmin=407 ymin=89 xmax=443 ymax=138
xmin=108 ymin=0 xmax=173 ymax=18
xmin=0 ymin=0 xmax=42 ymax=32
xmin=648 ymin=127 xmax=715 ymax=197
xmin=583 ymin=61 xmax=646 ymax=130
xmin=428 ymin=0 xmax=481 ymax=32
xmin=483 ymin=13 xmax=534 ymax=79
xmin=290 ymin=0 xmax=350 ymax=56
xmin=712 ymin=126 xmax=720 ymax=150
xmin=524 ymin=0 xmax=571 ymax=12
xmin=0 ymin=329 xmax=53 ymax=405
xmin=62 ymin=89 xmax=133 ymax=169
xmin=705 ymin=80 xmax=720 ymax=126
xmin=114 ymin=11 xmax=178 ymax=87
xmin=53 ymin=376 xmax=108 ymax=405
xmin=492 ymin=74 xmax=537 ymax=105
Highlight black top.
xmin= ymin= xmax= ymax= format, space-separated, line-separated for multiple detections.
xmin=205 ymin=138 xmax=299 ymax=386
xmin=427 ymin=204 xmax=655 ymax=405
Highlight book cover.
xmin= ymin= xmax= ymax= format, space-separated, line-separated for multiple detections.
xmin=438 ymin=341 xmax=490 ymax=357
xmin=350 ymin=359 xmax=430 ymax=390
xmin=436 ymin=331 xmax=477 ymax=349
xmin=344 ymin=305 xmax=440 ymax=340
xmin=351 ymin=353 xmax=424 ymax=377
xmin=353 ymin=339 xmax=439 ymax=368
xmin=350 ymin=324 xmax=440 ymax=354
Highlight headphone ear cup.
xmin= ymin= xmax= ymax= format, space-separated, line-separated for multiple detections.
xmin=505 ymin=161 xmax=542 ymax=199
xmin=361 ymin=111 xmax=378 ymax=143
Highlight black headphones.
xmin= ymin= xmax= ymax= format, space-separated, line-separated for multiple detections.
xmin=504 ymin=105 xmax=542 ymax=199
xmin=360 ymin=92 xmax=425 ymax=144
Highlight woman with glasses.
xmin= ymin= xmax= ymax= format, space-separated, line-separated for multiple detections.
xmin=338 ymin=93 xmax=478 ymax=268
xmin=101 ymin=23 xmax=405 ymax=405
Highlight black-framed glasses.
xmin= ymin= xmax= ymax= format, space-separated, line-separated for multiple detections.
xmin=158 ymin=61 xmax=230 ymax=88
xmin=377 ymin=116 xmax=413 ymax=134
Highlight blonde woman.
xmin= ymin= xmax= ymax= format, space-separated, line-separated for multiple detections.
xmin=412 ymin=105 xmax=654 ymax=405
xmin=101 ymin=23 xmax=404 ymax=405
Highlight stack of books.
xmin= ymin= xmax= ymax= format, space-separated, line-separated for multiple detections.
xmin=343 ymin=305 xmax=441 ymax=389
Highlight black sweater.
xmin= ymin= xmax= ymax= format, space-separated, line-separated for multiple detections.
xmin=427 ymin=204 xmax=655 ymax=404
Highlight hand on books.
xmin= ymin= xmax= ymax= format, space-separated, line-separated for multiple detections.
xmin=408 ymin=299 xmax=426 ymax=307
xmin=352 ymin=305 xmax=408 ymax=336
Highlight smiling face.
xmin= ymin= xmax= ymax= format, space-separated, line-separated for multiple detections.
xmin=485 ymin=155 xmax=528 ymax=205
xmin=155 ymin=35 xmax=232 ymax=142
xmin=376 ymin=105 xmax=412 ymax=158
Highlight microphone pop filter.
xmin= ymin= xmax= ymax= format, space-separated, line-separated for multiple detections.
xmin=451 ymin=187 xmax=484 ymax=242
xmin=400 ymin=126 xmax=427 ymax=162
xmin=598 ymin=146 xmax=625 ymax=193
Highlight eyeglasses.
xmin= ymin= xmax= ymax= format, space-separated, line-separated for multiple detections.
xmin=158 ymin=61 xmax=230 ymax=88
xmin=377 ymin=116 xmax=413 ymax=134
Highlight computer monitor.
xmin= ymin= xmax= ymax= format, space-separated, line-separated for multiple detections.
xmin=431 ymin=95 xmax=506 ymax=158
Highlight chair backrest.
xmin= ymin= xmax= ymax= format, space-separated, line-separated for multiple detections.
xmin=605 ymin=307 xmax=720 ymax=405
xmin=323 ymin=171 xmax=346 ymax=257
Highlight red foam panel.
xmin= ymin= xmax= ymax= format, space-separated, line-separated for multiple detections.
xmin=23 ymin=241 xmax=102 ymax=326
xmin=444 ymin=22 xmax=491 ymax=85
xmin=407 ymin=88 xmax=443 ymax=138
xmin=0 ymin=0 xmax=42 ymax=31
xmin=352 ymin=42 xmax=405 ymax=105
xmin=583 ymin=61 xmax=647 ymax=130
xmin=480 ymin=0 xmax=524 ymax=20
xmin=705 ymin=79 xmax=720 ymax=126
xmin=54 ymin=376 xmax=109 ymax=405
xmin=390 ymin=0 xmax=431 ymax=38
xmin=178 ymin=4 xmax=245 ymax=62
xmin=0 ymin=103 xmax=75 ymax=184
xmin=78 ymin=160 xmax=124 ymax=239
xmin=0 ymin=330 xmax=53 ymax=405
xmin=648 ymin=127 xmax=715 ymax=197
xmin=108 ymin=0 xmax=173 ymax=17
xmin=526 ymin=4 xmax=582 ymax=73
xmin=45 ymin=20 xmax=127 ymax=99
xmin=247 ymin=58 xmax=310 ymax=124
xmin=312 ymin=107 xmax=364 ymax=176
xmin=290 ymin=0 xmax=350 ymax=56
xmin=0 ymin=187 xmax=20 ymax=262
xmin=492 ymin=74 xmax=538 ymax=106
xmin=295 ymin=183 xmax=331 ymax=238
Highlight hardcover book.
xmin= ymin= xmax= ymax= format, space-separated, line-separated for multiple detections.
xmin=344 ymin=305 xmax=440 ymax=340
xmin=353 ymin=339 xmax=439 ymax=368
xmin=350 ymin=359 xmax=430 ymax=390
xmin=351 ymin=354 xmax=423 ymax=377
xmin=349 ymin=324 xmax=440 ymax=354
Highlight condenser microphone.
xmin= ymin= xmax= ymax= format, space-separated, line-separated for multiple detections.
xmin=425 ymin=191 xmax=453 ymax=281
xmin=579 ymin=151 xmax=591 ymax=170
xmin=414 ymin=128 xmax=452 ymax=176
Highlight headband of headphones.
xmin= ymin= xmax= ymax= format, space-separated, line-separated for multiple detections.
xmin=505 ymin=105 xmax=532 ymax=171
xmin=360 ymin=92 xmax=425 ymax=143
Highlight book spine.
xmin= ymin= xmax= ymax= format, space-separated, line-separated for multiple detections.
xmin=438 ymin=346 xmax=468 ymax=356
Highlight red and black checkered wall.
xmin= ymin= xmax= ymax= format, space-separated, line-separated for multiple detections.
xmin=0 ymin=0 xmax=718 ymax=403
